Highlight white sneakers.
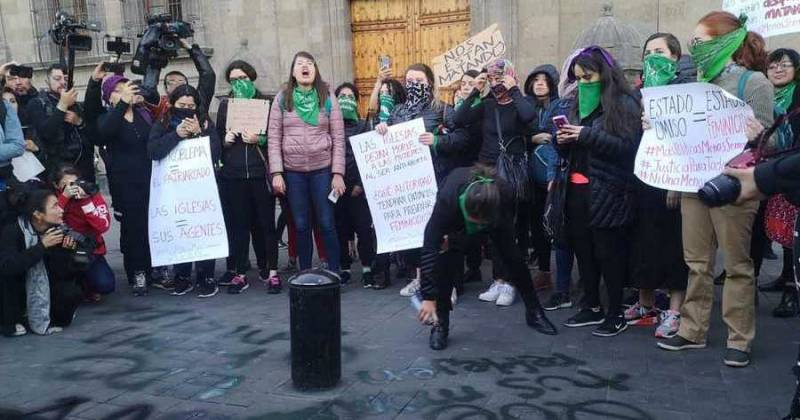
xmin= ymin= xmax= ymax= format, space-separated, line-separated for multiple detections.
xmin=400 ymin=278 xmax=421 ymax=297
xmin=479 ymin=281 xmax=516 ymax=306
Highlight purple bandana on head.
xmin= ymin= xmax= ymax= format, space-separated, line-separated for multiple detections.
xmin=101 ymin=75 xmax=129 ymax=104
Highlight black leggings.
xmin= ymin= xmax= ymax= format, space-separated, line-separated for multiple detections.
xmin=224 ymin=178 xmax=278 ymax=274
xmin=112 ymin=181 xmax=151 ymax=280
xmin=567 ymin=184 xmax=629 ymax=317
xmin=531 ymin=183 xmax=552 ymax=272
xmin=335 ymin=194 xmax=376 ymax=269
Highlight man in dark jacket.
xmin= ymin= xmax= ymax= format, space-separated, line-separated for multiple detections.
xmin=25 ymin=64 xmax=95 ymax=182
xmin=151 ymin=40 xmax=216 ymax=120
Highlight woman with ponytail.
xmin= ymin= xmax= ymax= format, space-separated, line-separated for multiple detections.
xmin=657 ymin=12 xmax=774 ymax=369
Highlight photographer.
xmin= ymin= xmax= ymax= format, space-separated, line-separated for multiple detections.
xmin=96 ymin=76 xmax=153 ymax=296
xmin=53 ymin=165 xmax=113 ymax=303
xmin=148 ymin=84 xmax=221 ymax=298
xmin=25 ymin=64 xmax=94 ymax=181
xmin=1 ymin=62 xmax=38 ymax=125
xmin=152 ymin=40 xmax=215 ymax=120
xmin=0 ymin=187 xmax=83 ymax=337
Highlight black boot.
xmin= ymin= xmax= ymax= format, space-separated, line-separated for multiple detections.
xmin=429 ymin=310 xmax=450 ymax=350
xmin=773 ymin=287 xmax=800 ymax=318
xmin=522 ymin=294 xmax=558 ymax=335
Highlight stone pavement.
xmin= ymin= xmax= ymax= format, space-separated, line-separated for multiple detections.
xmin=0 ymin=220 xmax=796 ymax=420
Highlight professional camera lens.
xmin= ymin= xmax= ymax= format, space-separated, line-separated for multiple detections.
xmin=697 ymin=174 xmax=742 ymax=208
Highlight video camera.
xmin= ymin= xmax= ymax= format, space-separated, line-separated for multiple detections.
xmin=49 ymin=10 xmax=100 ymax=89
xmin=131 ymin=13 xmax=194 ymax=75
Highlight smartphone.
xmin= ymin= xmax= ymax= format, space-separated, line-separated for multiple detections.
xmin=8 ymin=65 xmax=33 ymax=79
xmin=328 ymin=189 xmax=340 ymax=204
xmin=102 ymin=62 xmax=126 ymax=75
xmin=552 ymin=115 xmax=569 ymax=129
xmin=379 ymin=55 xmax=391 ymax=71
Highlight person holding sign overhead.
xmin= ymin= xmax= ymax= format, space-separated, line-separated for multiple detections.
xmin=268 ymin=51 xmax=345 ymax=275
xmin=657 ymin=11 xmax=773 ymax=369
xmin=148 ymin=84 xmax=222 ymax=298
xmin=216 ymin=60 xmax=280 ymax=295
xmin=555 ymin=46 xmax=643 ymax=337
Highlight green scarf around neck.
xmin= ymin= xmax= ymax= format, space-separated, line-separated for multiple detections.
xmin=642 ymin=54 xmax=677 ymax=88
xmin=293 ymin=86 xmax=320 ymax=126
xmin=338 ymin=96 xmax=358 ymax=122
xmin=775 ymin=82 xmax=797 ymax=112
xmin=690 ymin=26 xmax=748 ymax=83
xmin=231 ymin=79 xmax=256 ymax=99
xmin=578 ymin=81 xmax=602 ymax=119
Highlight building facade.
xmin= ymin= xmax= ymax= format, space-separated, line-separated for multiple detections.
xmin=1 ymin=0 xmax=798 ymax=112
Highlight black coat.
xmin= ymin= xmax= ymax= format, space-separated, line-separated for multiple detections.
xmin=96 ymin=102 xmax=153 ymax=184
xmin=558 ymin=94 xmax=643 ymax=228
xmin=148 ymin=118 xmax=222 ymax=165
xmin=215 ymin=96 xmax=268 ymax=180
xmin=418 ymin=167 xmax=530 ymax=301
xmin=343 ymin=118 xmax=370 ymax=189
xmin=755 ymin=150 xmax=800 ymax=205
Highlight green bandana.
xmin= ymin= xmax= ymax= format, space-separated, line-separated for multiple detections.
xmin=293 ymin=87 xmax=320 ymax=126
xmin=642 ymin=54 xmax=677 ymax=88
xmin=378 ymin=94 xmax=394 ymax=122
xmin=231 ymin=79 xmax=256 ymax=99
xmin=338 ymin=95 xmax=358 ymax=122
xmin=458 ymin=177 xmax=494 ymax=234
xmin=690 ymin=26 xmax=748 ymax=83
xmin=455 ymin=97 xmax=465 ymax=109
xmin=775 ymin=82 xmax=797 ymax=112
xmin=578 ymin=81 xmax=602 ymax=119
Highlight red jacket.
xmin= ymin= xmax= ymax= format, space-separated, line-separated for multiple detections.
xmin=57 ymin=192 xmax=112 ymax=255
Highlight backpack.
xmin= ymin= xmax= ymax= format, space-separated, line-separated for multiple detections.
xmin=738 ymin=70 xmax=794 ymax=151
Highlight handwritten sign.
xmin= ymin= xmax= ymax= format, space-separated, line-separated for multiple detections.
xmin=148 ymin=136 xmax=228 ymax=266
xmin=225 ymin=98 xmax=270 ymax=134
xmin=350 ymin=118 xmax=437 ymax=253
xmin=635 ymin=82 xmax=754 ymax=193
xmin=12 ymin=151 xmax=45 ymax=182
xmin=723 ymin=0 xmax=800 ymax=38
xmin=431 ymin=24 xmax=506 ymax=87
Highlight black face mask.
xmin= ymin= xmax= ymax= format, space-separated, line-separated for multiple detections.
xmin=172 ymin=108 xmax=196 ymax=120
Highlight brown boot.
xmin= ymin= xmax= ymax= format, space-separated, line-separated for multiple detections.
xmin=533 ymin=271 xmax=553 ymax=291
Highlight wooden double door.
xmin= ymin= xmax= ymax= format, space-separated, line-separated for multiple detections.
xmin=350 ymin=0 xmax=471 ymax=114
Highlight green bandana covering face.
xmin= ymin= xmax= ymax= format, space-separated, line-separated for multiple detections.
xmin=690 ymin=27 xmax=748 ymax=83
xmin=293 ymin=86 xmax=320 ymax=126
xmin=338 ymin=95 xmax=358 ymax=122
xmin=378 ymin=94 xmax=394 ymax=122
xmin=642 ymin=54 xmax=677 ymax=88
xmin=775 ymin=82 xmax=797 ymax=112
xmin=578 ymin=81 xmax=602 ymax=119
xmin=231 ymin=79 xmax=256 ymax=99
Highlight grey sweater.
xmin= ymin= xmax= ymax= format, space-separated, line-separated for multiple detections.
xmin=713 ymin=63 xmax=774 ymax=141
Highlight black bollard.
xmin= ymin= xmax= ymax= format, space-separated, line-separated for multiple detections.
xmin=289 ymin=269 xmax=341 ymax=390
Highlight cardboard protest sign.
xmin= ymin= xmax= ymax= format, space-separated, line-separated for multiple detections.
xmin=635 ymin=82 xmax=754 ymax=193
xmin=12 ymin=152 xmax=45 ymax=182
xmin=350 ymin=118 xmax=438 ymax=253
xmin=723 ymin=0 xmax=800 ymax=38
xmin=149 ymin=136 xmax=228 ymax=266
xmin=225 ymin=98 xmax=270 ymax=134
xmin=432 ymin=23 xmax=506 ymax=87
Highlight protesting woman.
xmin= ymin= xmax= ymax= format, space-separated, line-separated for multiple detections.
xmin=417 ymin=164 xmax=557 ymax=350
xmin=367 ymin=65 xmax=406 ymax=123
xmin=626 ymin=33 xmax=691 ymax=338
xmin=148 ymin=84 xmax=222 ymax=298
xmin=556 ymin=46 xmax=643 ymax=337
xmin=96 ymin=76 xmax=153 ymax=296
xmin=657 ymin=12 xmax=774 ymax=368
xmin=216 ymin=60 xmax=280 ymax=294
xmin=268 ymin=51 xmax=345 ymax=275
xmin=54 ymin=164 xmax=114 ymax=303
xmin=453 ymin=58 xmax=536 ymax=307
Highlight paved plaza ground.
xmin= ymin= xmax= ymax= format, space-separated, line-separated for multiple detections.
xmin=0 ymin=219 xmax=796 ymax=420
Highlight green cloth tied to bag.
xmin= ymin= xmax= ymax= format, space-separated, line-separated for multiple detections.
xmin=458 ymin=177 xmax=494 ymax=235
xmin=378 ymin=94 xmax=394 ymax=122
xmin=578 ymin=81 xmax=602 ymax=119
xmin=293 ymin=87 xmax=320 ymax=126
xmin=642 ymin=55 xmax=677 ymax=88
xmin=338 ymin=96 xmax=359 ymax=122
xmin=775 ymin=82 xmax=797 ymax=112
xmin=690 ymin=21 xmax=748 ymax=83
xmin=231 ymin=79 xmax=257 ymax=99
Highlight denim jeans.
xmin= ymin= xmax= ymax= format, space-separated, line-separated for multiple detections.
xmin=285 ymin=168 xmax=340 ymax=272
xmin=86 ymin=255 xmax=116 ymax=295
xmin=554 ymin=247 xmax=574 ymax=294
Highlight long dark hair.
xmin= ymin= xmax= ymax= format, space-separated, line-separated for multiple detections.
xmin=642 ymin=32 xmax=682 ymax=59
xmin=282 ymin=51 xmax=328 ymax=112
xmin=571 ymin=47 xmax=641 ymax=137
xmin=381 ymin=78 xmax=406 ymax=104
xmin=464 ymin=164 xmax=501 ymax=222
xmin=17 ymin=187 xmax=55 ymax=222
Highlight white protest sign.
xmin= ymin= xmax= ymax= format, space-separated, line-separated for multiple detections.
xmin=148 ymin=136 xmax=228 ymax=266
xmin=635 ymin=82 xmax=754 ymax=193
xmin=226 ymin=98 xmax=270 ymax=134
xmin=723 ymin=0 xmax=800 ymax=38
xmin=11 ymin=151 xmax=45 ymax=182
xmin=350 ymin=118 xmax=437 ymax=254
xmin=431 ymin=23 xmax=506 ymax=87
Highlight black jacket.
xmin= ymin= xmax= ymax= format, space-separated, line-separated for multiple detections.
xmin=453 ymin=86 xmax=536 ymax=164
xmin=418 ymin=167 xmax=530 ymax=301
xmin=343 ymin=118 xmax=370 ymax=189
xmin=148 ymin=117 xmax=222 ymax=168
xmin=215 ymin=95 xmax=269 ymax=180
xmin=0 ymin=221 xmax=77 ymax=292
xmin=25 ymin=90 xmax=95 ymax=180
xmin=96 ymin=101 xmax=153 ymax=184
xmin=557 ymin=94 xmax=643 ymax=228
xmin=756 ymin=151 xmax=800 ymax=205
